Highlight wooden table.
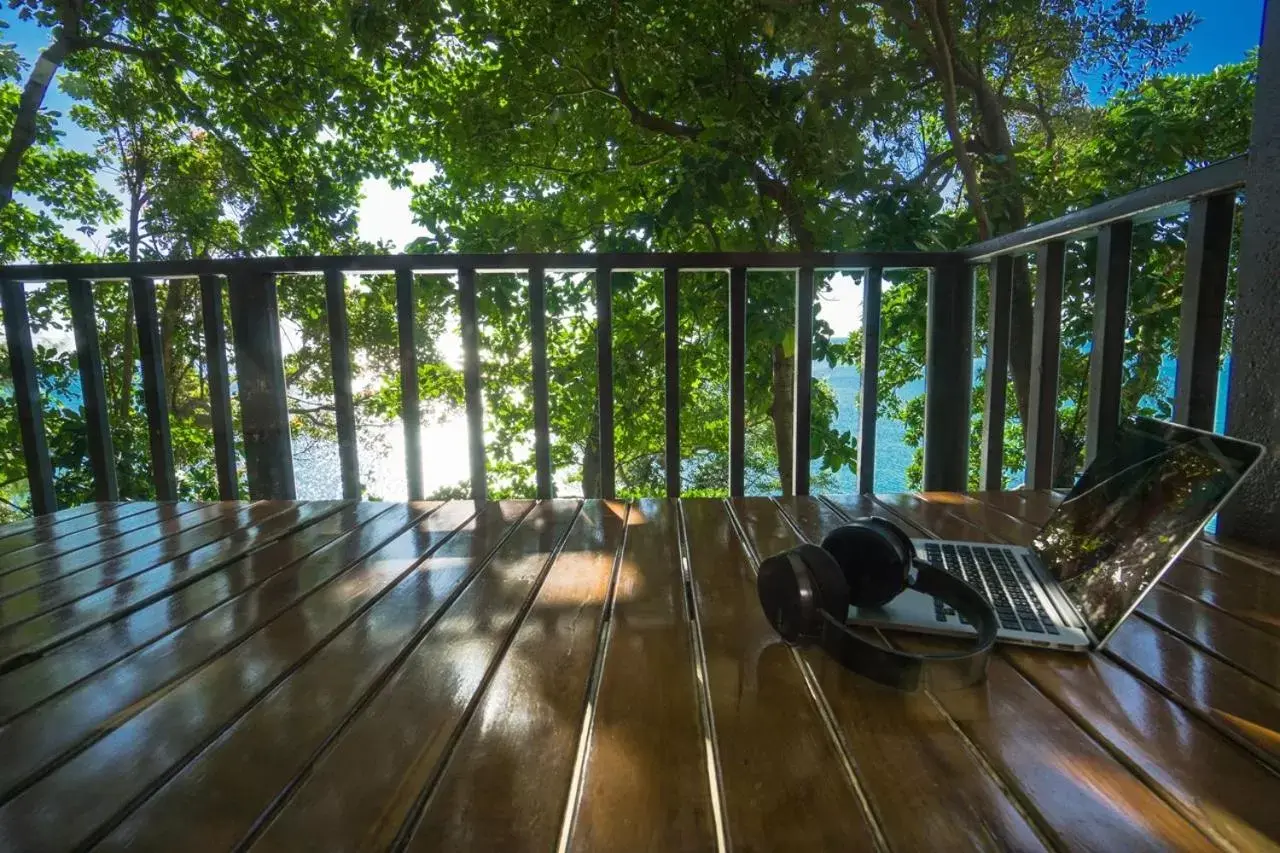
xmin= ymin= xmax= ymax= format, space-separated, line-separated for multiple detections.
xmin=0 ymin=493 xmax=1276 ymax=851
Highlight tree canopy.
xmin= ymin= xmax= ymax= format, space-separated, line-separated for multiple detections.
xmin=0 ymin=0 xmax=1258 ymax=518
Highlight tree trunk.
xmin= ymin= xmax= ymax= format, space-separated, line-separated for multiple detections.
xmin=581 ymin=432 xmax=600 ymax=498
xmin=920 ymin=0 xmax=991 ymax=239
xmin=0 ymin=35 xmax=71 ymax=209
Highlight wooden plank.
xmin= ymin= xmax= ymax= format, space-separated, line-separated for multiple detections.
xmin=792 ymin=268 xmax=815 ymax=496
xmin=1138 ymin=584 xmax=1280 ymax=691
xmin=739 ymin=497 xmax=1048 ymax=851
xmin=0 ymin=505 xmax=431 ymax=790
xmin=1160 ymin=561 xmax=1280 ymax=637
xmin=981 ymin=256 xmax=1012 ymax=490
xmin=729 ymin=266 xmax=746 ymax=496
xmin=1174 ymin=193 xmax=1236 ymax=431
xmin=923 ymin=261 xmax=974 ymax=491
xmin=0 ymin=503 xmax=102 ymax=544
xmin=0 ymin=504 xmax=286 ymax=627
xmin=396 ymin=500 xmax=626 ymax=851
xmin=0 ymin=501 xmax=349 ymax=671
xmin=1105 ymin=616 xmax=1280 ymax=768
xmin=243 ymin=501 xmax=589 ymax=851
xmin=1086 ymin=221 xmax=1133 ymax=464
xmin=66 ymin=279 xmax=118 ymax=501
xmin=0 ymin=502 xmax=206 ymax=576
xmin=0 ymin=502 xmax=379 ymax=719
xmin=397 ymin=268 xmax=424 ymax=500
xmin=664 ymin=267 xmax=680 ymax=497
xmin=568 ymin=498 xmax=715 ymax=850
xmin=228 ymin=272 xmax=295 ymax=500
xmin=595 ymin=265 xmax=615 ymax=498
xmin=0 ymin=502 xmax=513 ymax=850
xmin=0 ymin=279 xmax=56 ymax=515
xmin=458 ymin=268 xmax=486 ymax=500
xmin=1027 ymin=242 xmax=1065 ymax=489
xmin=1006 ymin=644 xmax=1280 ymax=852
xmin=1200 ymin=534 xmax=1280 ymax=577
xmin=99 ymin=501 xmax=570 ymax=853
xmin=323 ymin=270 xmax=361 ymax=500
xmin=858 ymin=268 xmax=881 ymax=494
xmin=199 ymin=275 xmax=239 ymax=500
xmin=130 ymin=277 xmax=178 ymax=500
xmin=855 ymin=489 xmax=1254 ymax=845
xmin=0 ymin=503 xmax=154 ymax=558
xmin=931 ymin=492 xmax=1280 ymax=831
xmin=529 ymin=265 xmax=553 ymax=498
xmin=682 ymin=499 xmax=879 ymax=850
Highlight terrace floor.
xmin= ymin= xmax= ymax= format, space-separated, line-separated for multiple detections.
xmin=0 ymin=492 xmax=1276 ymax=850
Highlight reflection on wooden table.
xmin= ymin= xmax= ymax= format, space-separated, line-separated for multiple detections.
xmin=0 ymin=493 xmax=1276 ymax=851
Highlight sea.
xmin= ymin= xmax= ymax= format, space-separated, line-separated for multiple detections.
xmin=17 ymin=347 xmax=1224 ymax=501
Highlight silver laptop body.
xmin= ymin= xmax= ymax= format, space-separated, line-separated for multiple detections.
xmin=848 ymin=417 xmax=1264 ymax=652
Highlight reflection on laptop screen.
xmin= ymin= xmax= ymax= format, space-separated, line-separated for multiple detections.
xmin=1032 ymin=417 xmax=1261 ymax=644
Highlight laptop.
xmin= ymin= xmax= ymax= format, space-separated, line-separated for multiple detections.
xmin=849 ymin=416 xmax=1264 ymax=651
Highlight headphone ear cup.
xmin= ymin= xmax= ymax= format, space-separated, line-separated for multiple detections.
xmin=792 ymin=543 xmax=850 ymax=620
xmin=860 ymin=516 xmax=917 ymax=563
xmin=757 ymin=545 xmax=849 ymax=644
xmin=821 ymin=523 xmax=910 ymax=608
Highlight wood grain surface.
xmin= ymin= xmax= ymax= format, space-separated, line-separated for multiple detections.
xmin=0 ymin=496 xmax=1274 ymax=852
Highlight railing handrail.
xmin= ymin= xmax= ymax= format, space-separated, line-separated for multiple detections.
xmin=963 ymin=155 xmax=1246 ymax=262
xmin=0 ymin=156 xmax=1251 ymax=515
xmin=0 ymin=250 xmax=961 ymax=282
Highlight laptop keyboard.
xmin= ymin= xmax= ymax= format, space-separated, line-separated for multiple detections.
xmin=922 ymin=542 xmax=1059 ymax=635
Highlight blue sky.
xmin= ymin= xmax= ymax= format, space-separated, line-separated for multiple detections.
xmin=1 ymin=0 xmax=1267 ymax=254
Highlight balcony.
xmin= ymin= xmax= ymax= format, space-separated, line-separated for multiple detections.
xmin=0 ymin=155 xmax=1274 ymax=545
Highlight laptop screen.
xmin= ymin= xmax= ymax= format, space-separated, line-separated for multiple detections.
xmin=1031 ymin=417 xmax=1262 ymax=645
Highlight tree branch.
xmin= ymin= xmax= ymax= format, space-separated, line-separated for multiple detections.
xmin=609 ymin=62 xmax=702 ymax=139
xmin=68 ymin=36 xmax=159 ymax=62
xmin=918 ymin=0 xmax=992 ymax=239
xmin=0 ymin=34 xmax=74 ymax=208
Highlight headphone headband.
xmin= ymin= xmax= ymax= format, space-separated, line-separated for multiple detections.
xmin=758 ymin=519 xmax=996 ymax=692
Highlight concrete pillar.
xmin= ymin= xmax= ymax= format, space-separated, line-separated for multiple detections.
xmin=1219 ymin=0 xmax=1280 ymax=545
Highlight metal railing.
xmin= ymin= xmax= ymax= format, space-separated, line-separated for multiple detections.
xmin=964 ymin=155 xmax=1246 ymax=490
xmin=0 ymin=157 xmax=1248 ymax=512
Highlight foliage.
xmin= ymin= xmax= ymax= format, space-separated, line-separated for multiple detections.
xmin=0 ymin=1 xmax=1259 ymax=518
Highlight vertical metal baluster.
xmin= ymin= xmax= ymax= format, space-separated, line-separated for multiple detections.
xmin=228 ymin=271 xmax=295 ymax=500
xmin=529 ymin=265 xmax=553 ymax=499
xmin=325 ymin=269 xmax=361 ymax=499
xmin=397 ymin=268 xmax=423 ymax=500
xmin=1174 ymin=193 xmax=1235 ymax=431
xmin=858 ymin=268 xmax=882 ymax=495
xmin=67 ymin=278 xmax=118 ymax=501
xmin=980 ymin=257 xmax=1012 ymax=491
xmin=595 ymin=264 xmax=615 ymax=499
xmin=1086 ymin=222 xmax=1133 ymax=464
xmin=664 ymin=266 xmax=681 ymax=498
xmin=131 ymin=276 xmax=177 ymax=500
xmin=0 ymin=279 xmax=57 ymax=513
xmin=458 ymin=267 xmax=487 ymax=500
xmin=1026 ymin=242 xmax=1065 ymax=490
xmin=729 ymin=267 xmax=746 ymax=497
xmin=792 ymin=267 xmax=814 ymax=496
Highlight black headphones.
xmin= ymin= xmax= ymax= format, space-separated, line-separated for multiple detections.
xmin=757 ymin=517 xmax=996 ymax=692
